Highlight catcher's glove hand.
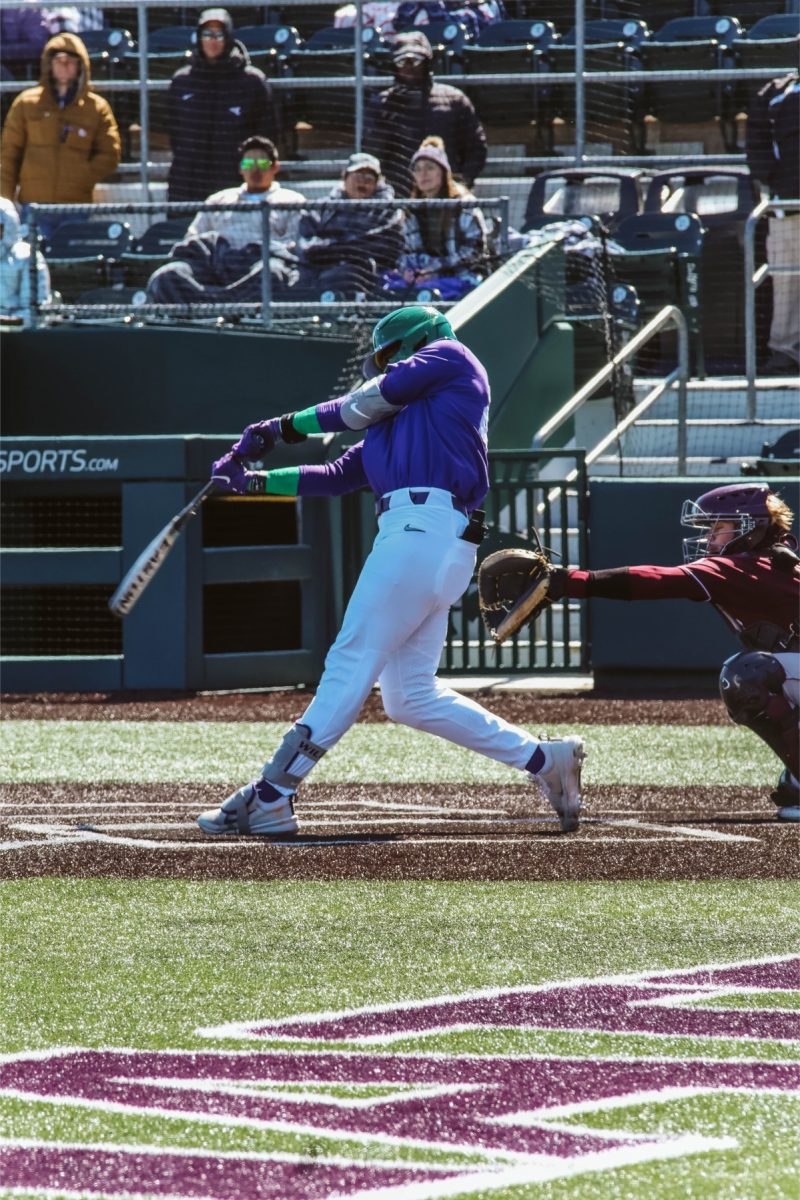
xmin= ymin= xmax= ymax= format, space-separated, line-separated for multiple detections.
xmin=478 ymin=548 xmax=565 ymax=644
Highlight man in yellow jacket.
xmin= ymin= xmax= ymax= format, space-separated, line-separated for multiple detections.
xmin=1 ymin=32 xmax=121 ymax=238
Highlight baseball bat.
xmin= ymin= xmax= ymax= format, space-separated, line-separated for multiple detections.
xmin=108 ymin=479 xmax=219 ymax=618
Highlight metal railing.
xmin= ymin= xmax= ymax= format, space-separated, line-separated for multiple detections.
xmin=25 ymin=195 xmax=511 ymax=329
xmin=0 ymin=0 xmax=791 ymax=184
xmin=442 ymin=449 xmax=589 ymax=675
xmin=534 ymin=304 xmax=689 ymax=477
xmin=744 ymin=197 xmax=800 ymax=417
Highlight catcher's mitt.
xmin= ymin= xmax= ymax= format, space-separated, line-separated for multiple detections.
xmin=478 ymin=547 xmax=555 ymax=644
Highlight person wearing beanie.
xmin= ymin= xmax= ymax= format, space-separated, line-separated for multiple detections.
xmin=166 ymin=7 xmax=281 ymax=202
xmin=363 ymin=30 xmax=487 ymax=197
xmin=396 ymin=134 xmax=488 ymax=292
xmin=0 ymin=32 xmax=121 ymax=238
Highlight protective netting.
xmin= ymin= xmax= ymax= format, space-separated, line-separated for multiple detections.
xmin=2 ymin=1 xmax=799 ymax=385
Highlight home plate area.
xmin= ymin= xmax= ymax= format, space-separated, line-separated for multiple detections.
xmin=1 ymin=781 xmax=796 ymax=881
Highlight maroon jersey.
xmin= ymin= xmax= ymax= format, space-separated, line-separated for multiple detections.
xmin=566 ymin=551 xmax=799 ymax=639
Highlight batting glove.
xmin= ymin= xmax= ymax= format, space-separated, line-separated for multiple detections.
xmin=231 ymin=418 xmax=281 ymax=460
xmin=211 ymin=451 xmax=251 ymax=495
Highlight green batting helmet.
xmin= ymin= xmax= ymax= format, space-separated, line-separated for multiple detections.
xmin=362 ymin=305 xmax=457 ymax=379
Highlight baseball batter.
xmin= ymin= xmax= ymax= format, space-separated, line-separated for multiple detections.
xmin=199 ymin=305 xmax=585 ymax=836
xmin=481 ymin=483 xmax=800 ymax=821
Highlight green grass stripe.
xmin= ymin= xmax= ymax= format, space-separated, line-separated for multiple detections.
xmin=0 ymin=1096 xmax=491 ymax=1167
xmin=0 ymin=720 xmax=777 ymax=785
xmin=1 ymin=880 xmax=797 ymax=1054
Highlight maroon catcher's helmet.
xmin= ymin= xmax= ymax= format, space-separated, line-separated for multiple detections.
xmin=681 ymin=483 xmax=774 ymax=562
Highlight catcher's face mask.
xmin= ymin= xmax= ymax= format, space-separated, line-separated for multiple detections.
xmin=681 ymin=484 xmax=772 ymax=562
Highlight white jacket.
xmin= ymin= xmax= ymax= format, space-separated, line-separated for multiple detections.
xmin=186 ymin=182 xmax=306 ymax=252
xmin=0 ymin=197 xmax=51 ymax=322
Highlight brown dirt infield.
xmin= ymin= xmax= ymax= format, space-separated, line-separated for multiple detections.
xmin=2 ymin=690 xmax=797 ymax=884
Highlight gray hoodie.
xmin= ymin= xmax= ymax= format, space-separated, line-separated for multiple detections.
xmin=0 ymin=198 xmax=51 ymax=321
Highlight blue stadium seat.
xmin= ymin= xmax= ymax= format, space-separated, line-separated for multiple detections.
xmin=613 ymin=212 xmax=706 ymax=374
xmin=287 ymin=26 xmax=388 ymax=133
xmin=523 ymin=168 xmax=642 ymax=233
xmin=643 ymin=168 xmax=761 ymax=372
xmin=237 ymin=24 xmax=303 ymax=75
xmin=461 ymin=20 xmax=556 ymax=127
xmin=42 ymin=220 xmax=132 ymax=302
xmin=732 ymin=15 xmax=800 ymax=114
xmin=122 ymin=217 xmax=193 ymax=288
xmin=638 ymin=16 xmax=744 ymax=149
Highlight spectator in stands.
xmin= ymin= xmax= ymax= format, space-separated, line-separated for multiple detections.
xmin=746 ymin=70 xmax=800 ymax=376
xmin=363 ymin=30 xmax=487 ymax=197
xmin=294 ymin=151 xmax=404 ymax=299
xmin=147 ymin=135 xmax=305 ymax=305
xmin=384 ymin=135 xmax=487 ymax=300
xmin=0 ymin=32 xmax=121 ymax=240
xmin=0 ymin=196 xmax=51 ymax=324
xmin=166 ymin=7 xmax=281 ymax=203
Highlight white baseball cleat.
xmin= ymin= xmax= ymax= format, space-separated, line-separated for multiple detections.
xmin=532 ymin=736 xmax=586 ymax=832
xmin=197 ymin=780 xmax=299 ymax=836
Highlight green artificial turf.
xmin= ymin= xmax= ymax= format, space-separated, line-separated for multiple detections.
xmin=0 ymin=720 xmax=778 ymax=785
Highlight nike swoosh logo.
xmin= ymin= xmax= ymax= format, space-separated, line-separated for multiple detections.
xmin=404 ymin=524 xmax=425 ymax=533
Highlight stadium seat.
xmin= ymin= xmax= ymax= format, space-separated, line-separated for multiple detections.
xmin=638 ymin=16 xmax=743 ymax=150
xmin=523 ymin=168 xmax=642 ymax=233
xmin=74 ymin=285 xmax=149 ymax=310
xmin=121 ymin=217 xmax=193 ymax=288
xmin=741 ymin=428 xmax=800 ymax=478
xmin=409 ymin=19 xmax=472 ymax=73
xmin=287 ymin=26 xmax=387 ymax=133
xmin=146 ymin=25 xmax=196 ymax=78
xmin=236 ymin=24 xmax=303 ymax=75
xmin=732 ymin=15 xmax=800 ymax=115
xmin=461 ymin=19 xmax=556 ymax=126
xmin=613 ymin=212 xmax=706 ymax=374
xmin=42 ymin=221 xmax=132 ymax=303
xmin=79 ymin=27 xmax=136 ymax=79
xmin=644 ymin=168 xmax=761 ymax=372
xmin=559 ymin=18 xmax=650 ymax=48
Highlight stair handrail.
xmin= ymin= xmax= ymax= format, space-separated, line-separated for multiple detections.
xmin=533 ymin=304 xmax=689 ymax=475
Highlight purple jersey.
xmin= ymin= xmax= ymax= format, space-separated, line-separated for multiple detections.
xmin=298 ymin=339 xmax=490 ymax=512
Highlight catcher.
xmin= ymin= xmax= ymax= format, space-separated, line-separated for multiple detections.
xmin=479 ymin=483 xmax=799 ymax=821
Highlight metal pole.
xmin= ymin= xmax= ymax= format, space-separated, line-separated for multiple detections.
xmin=27 ymin=207 xmax=39 ymax=330
xmin=744 ymin=198 xmax=768 ymax=421
xmin=675 ymin=309 xmax=689 ymax=475
xmin=354 ymin=0 xmax=364 ymax=152
xmin=261 ymin=202 xmax=272 ymax=329
xmin=574 ymin=0 xmax=585 ymax=167
xmin=137 ymin=2 xmax=150 ymax=194
xmin=499 ymin=197 xmax=509 ymax=255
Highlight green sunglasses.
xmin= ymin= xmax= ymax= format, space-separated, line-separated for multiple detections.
xmin=240 ymin=157 xmax=272 ymax=170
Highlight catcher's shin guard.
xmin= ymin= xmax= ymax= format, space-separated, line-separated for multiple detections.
xmin=719 ymin=651 xmax=799 ymax=778
xmin=263 ymin=723 xmax=327 ymax=790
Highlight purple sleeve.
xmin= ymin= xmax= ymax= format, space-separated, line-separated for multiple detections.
xmin=380 ymin=344 xmax=460 ymax=405
xmin=313 ymin=398 xmax=351 ymax=433
xmin=296 ymin=442 xmax=369 ymax=496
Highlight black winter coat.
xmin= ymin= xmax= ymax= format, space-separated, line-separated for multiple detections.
xmin=296 ymin=180 xmax=404 ymax=272
xmin=746 ymin=72 xmax=799 ymax=201
xmin=363 ymin=80 xmax=487 ymax=197
xmin=167 ymin=41 xmax=281 ymax=202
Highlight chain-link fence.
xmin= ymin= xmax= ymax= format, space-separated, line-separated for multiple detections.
xmin=2 ymin=0 xmax=799 ymax=376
